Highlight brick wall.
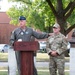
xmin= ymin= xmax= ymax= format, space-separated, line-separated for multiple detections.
xmin=0 ymin=12 xmax=17 ymax=44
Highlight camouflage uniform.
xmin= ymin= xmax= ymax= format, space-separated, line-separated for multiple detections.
xmin=46 ymin=32 xmax=68 ymax=75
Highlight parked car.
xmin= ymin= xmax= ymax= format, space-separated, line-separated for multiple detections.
xmin=38 ymin=41 xmax=47 ymax=53
xmin=65 ymin=42 xmax=70 ymax=57
xmin=0 ymin=44 xmax=10 ymax=53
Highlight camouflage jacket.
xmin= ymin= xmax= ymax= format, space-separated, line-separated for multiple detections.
xmin=46 ymin=32 xmax=68 ymax=57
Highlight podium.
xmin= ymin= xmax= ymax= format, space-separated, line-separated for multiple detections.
xmin=14 ymin=41 xmax=39 ymax=75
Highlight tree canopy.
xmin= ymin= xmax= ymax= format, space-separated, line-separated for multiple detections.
xmin=7 ymin=0 xmax=75 ymax=35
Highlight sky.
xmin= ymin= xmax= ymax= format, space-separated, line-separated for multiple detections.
xmin=0 ymin=0 xmax=34 ymax=12
xmin=0 ymin=0 xmax=19 ymax=12
xmin=0 ymin=0 xmax=11 ymax=11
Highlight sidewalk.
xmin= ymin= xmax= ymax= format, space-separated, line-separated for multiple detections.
xmin=0 ymin=61 xmax=69 ymax=67
xmin=0 ymin=69 xmax=69 ymax=72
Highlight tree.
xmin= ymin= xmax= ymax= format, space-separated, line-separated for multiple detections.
xmin=7 ymin=0 xmax=75 ymax=35
xmin=46 ymin=0 xmax=75 ymax=35
xmin=7 ymin=0 xmax=49 ymax=32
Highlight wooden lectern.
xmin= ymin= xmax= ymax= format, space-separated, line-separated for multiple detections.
xmin=14 ymin=41 xmax=39 ymax=75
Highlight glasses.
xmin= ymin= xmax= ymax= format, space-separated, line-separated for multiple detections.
xmin=53 ymin=27 xmax=58 ymax=29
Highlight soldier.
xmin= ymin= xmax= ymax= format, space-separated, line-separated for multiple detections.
xmin=9 ymin=16 xmax=51 ymax=75
xmin=46 ymin=23 xmax=68 ymax=75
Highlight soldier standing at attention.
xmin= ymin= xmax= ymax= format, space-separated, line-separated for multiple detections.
xmin=46 ymin=23 xmax=68 ymax=75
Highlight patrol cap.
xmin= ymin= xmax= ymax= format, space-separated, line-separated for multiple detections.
xmin=53 ymin=23 xmax=60 ymax=28
xmin=19 ymin=16 xmax=26 ymax=20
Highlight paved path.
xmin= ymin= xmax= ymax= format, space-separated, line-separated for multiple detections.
xmin=0 ymin=62 xmax=8 ymax=67
xmin=36 ymin=62 xmax=69 ymax=67
xmin=0 ymin=62 xmax=69 ymax=72
xmin=0 ymin=61 xmax=69 ymax=67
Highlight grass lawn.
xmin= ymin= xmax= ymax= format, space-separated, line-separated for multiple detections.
xmin=0 ymin=52 xmax=69 ymax=75
xmin=38 ymin=71 xmax=69 ymax=75
xmin=36 ymin=53 xmax=49 ymax=62
xmin=38 ymin=66 xmax=69 ymax=75
xmin=0 ymin=52 xmax=69 ymax=62
xmin=36 ymin=53 xmax=69 ymax=62
xmin=0 ymin=71 xmax=8 ymax=75
xmin=0 ymin=70 xmax=69 ymax=75
xmin=0 ymin=53 xmax=8 ymax=61
xmin=0 ymin=67 xmax=69 ymax=75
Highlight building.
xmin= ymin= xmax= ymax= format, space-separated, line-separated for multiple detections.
xmin=0 ymin=12 xmax=17 ymax=44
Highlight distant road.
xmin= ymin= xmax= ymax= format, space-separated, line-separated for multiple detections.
xmin=0 ymin=61 xmax=69 ymax=67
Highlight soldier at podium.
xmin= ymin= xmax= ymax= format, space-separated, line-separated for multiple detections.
xmin=9 ymin=16 xmax=51 ymax=75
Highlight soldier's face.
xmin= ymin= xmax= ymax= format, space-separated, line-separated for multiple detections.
xmin=53 ymin=27 xmax=60 ymax=33
xmin=19 ymin=20 xmax=26 ymax=27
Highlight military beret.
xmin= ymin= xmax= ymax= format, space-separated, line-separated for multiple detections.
xmin=19 ymin=16 xmax=26 ymax=20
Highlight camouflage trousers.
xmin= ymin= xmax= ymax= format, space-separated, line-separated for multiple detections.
xmin=49 ymin=57 xmax=65 ymax=75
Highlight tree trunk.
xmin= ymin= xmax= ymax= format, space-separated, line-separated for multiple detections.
xmin=55 ymin=17 xmax=67 ymax=35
